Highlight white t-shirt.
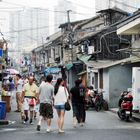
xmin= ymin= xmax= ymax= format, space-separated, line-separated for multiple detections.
xmin=16 ymin=79 xmax=24 ymax=93
xmin=54 ymin=86 xmax=69 ymax=105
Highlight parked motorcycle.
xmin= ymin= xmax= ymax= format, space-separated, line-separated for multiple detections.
xmin=85 ymin=88 xmax=108 ymax=111
xmin=94 ymin=90 xmax=108 ymax=111
xmin=85 ymin=87 xmax=95 ymax=110
xmin=117 ymin=91 xmax=133 ymax=121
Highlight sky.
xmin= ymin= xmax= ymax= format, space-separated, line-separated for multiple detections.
xmin=0 ymin=0 xmax=95 ymax=59
xmin=0 ymin=0 xmax=95 ymax=34
xmin=0 ymin=0 xmax=95 ymax=16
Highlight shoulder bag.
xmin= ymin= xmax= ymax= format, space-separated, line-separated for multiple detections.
xmin=64 ymin=87 xmax=71 ymax=111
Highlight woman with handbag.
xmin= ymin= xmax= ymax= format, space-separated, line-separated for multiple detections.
xmin=54 ymin=78 xmax=69 ymax=133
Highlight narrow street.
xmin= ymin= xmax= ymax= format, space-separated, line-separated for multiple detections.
xmin=0 ymin=110 xmax=140 ymax=140
xmin=0 ymin=0 xmax=140 ymax=140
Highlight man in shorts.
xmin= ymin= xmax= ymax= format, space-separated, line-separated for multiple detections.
xmin=36 ymin=75 xmax=54 ymax=132
xmin=22 ymin=76 xmax=38 ymax=124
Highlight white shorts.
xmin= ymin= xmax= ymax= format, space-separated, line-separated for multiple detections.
xmin=35 ymin=104 xmax=40 ymax=112
xmin=23 ymin=98 xmax=36 ymax=111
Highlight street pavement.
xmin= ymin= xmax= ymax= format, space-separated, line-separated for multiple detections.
xmin=0 ymin=109 xmax=140 ymax=140
xmin=1 ymin=93 xmax=140 ymax=140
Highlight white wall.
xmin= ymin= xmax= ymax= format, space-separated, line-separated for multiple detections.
xmin=103 ymin=68 xmax=109 ymax=102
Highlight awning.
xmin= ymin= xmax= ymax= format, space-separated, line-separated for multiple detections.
xmin=6 ymin=69 xmax=20 ymax=75
xmin=65 ymin=63 xmax=73 ymax=70
xmin=44 ymin=67 xmax=61 ymax=75
xmin=117 ymin=15 xmax=140 ymax=35
xmin=78 ymin=55 xmax=92 ymax=63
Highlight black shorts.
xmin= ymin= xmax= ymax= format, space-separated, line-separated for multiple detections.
xmin=39 ymin=103 xmax=53 ymax=118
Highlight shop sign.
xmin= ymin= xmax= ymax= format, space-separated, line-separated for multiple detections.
xmin=0 ymin=49 xmax=3 ymax=57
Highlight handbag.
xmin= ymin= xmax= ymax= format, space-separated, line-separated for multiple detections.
xmin=65 ymin=101 xmax=71 ymax=111
xmin=64 ymin=87 xmax=71 ymax=111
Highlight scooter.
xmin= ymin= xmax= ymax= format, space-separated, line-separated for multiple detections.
xmin=85 ymin=89 xmax=108 ymax=111
xmin=94 ymin=92 xmax=102 ymax=111
xmin=117 ymin=91 xmax=133 ymax=121
xmin=85 ymin=88 xmax=95 ymax=110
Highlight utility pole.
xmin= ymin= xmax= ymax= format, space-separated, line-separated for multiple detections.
xmin=66 ymin=10 xmax=73 ymax=62
xmin=41 ymin=36 xmax=45 ymax=68
xmin=60 ymin=10 xmax=72 ymax=82
xmin=67 ymin=10 xmax=72 ymax=31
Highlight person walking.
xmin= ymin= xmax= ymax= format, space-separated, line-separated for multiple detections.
xmin=54 ymin=78 xmax=69 ymax=133
xmin=21 ymin=76 xmax=39 ymax=124
xmin=15 ymin=74 xmax=24 ymax=112
xmin=70 ymin=79 xmax=86 ymax=127
xmin=8 ymin=77 xmax=15 ymax=96
xmin=36 ymin=75 xmax=54 ymax=132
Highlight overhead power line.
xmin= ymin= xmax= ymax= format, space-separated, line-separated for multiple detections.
xmin=63 ymin=0 xmax=94 ymax=10
xmin=2 ymin=1 xmax=94 ymax=16
xmin=34 ymin=7 xmax=94 ymax=16
xmin=0 ymin=7 xmax=23 ymax=9
xmin=2 ymin=0 xmax=28 ymax=8
xmin=3 ymin=24 xmax=61 ymax=34
xmin=3 ymin=0 xmax=94 ymax=10
xmin=110 ymin=0 xmax=138 ymax=9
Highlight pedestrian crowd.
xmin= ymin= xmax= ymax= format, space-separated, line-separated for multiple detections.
xmin=7 ymin=74 xmax=89 ymax=133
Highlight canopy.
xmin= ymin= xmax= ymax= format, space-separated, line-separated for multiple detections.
xmin=65 ymin=63 xmax=73 ymax=70
xmin=78 ymin=55 xmax=92 ymax=63
xmin=44 ymin=67 xmax=61 ymax=75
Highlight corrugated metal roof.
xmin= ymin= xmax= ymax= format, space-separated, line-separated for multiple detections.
xmin=86 ymin=56 xmax=140 ymax=69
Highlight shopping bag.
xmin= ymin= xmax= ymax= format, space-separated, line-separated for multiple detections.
xmin=29 ymin=98 xmax=35 ymax=107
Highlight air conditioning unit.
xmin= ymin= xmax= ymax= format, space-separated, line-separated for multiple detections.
xmin=88 ymin=46 xmax=95 ymax=54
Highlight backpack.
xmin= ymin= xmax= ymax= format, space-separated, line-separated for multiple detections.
xmin=79 ymin=85 xmax=85 ymax=97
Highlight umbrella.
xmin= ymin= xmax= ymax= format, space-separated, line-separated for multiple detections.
xmin=3 ymin=75 xmax=10 ymax=80
xmin=6 ymin=69 xmax=19 ymax=75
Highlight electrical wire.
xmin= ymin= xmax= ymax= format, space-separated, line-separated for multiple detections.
xmin=63 ymin=0 xmax=94 ymax=10
xmin=3 ymin=24 xmax=61 ymax=34
xmin=3 ymin=0 xmax=94 ymax=10
xmin=35 ymin=7 xmax=94 ymax=16
xmin=71 ymin=11 xmax=94 ymax=16
xmin=103 ymin=35 xmax=118 ymax=55
xmin=0 ymin=7 xmax=24 ymax=9
xmin=2 ymin=1 xmax=29 ymax=8
xmin=2 ymin=0 xmax=139 ymax=13
xmin=1 ymin=1 xmax=94 ymax=16
xmin=110 ymin=0 xmax=138 ymax=10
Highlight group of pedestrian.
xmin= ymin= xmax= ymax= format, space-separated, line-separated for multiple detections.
xmin=36 ymin=75 xmax=69 ymax=133
xmin=14 ymin=73 xmax=87 ymax=133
